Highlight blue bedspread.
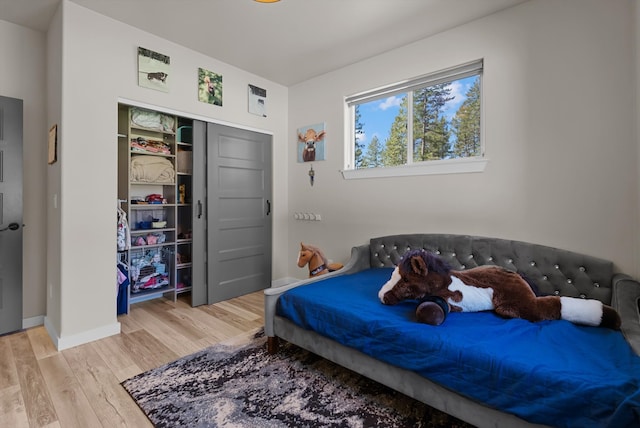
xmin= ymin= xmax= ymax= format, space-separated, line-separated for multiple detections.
xmin=276 ymin=268 xmax=640 ymax=428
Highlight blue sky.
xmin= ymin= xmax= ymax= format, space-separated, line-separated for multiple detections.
xmin=356 ymin=76 xmax=477 ymax=148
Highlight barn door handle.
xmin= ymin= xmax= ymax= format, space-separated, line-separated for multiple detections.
xmin=197 ymin=200 xmax=203 ymax=219
xmin=266 ymin=200 xmax=271 ymax=216
xmin=0 ymin=222 xmax=20 ymax=232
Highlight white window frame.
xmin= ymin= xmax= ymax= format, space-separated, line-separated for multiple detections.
xmin=342 ymin=59 xmax=488 ymax=180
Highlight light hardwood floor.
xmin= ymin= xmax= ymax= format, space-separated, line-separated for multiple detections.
xmin=0 ymin=291 xmax=265 ymax=428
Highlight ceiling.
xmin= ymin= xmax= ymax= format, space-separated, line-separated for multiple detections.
xmin=0 ymin=0 xmax=528 ymax=86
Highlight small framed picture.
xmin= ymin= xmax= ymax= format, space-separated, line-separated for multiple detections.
xmin=248 ymin=84 xmax=267 ymax=117
xmin=138 ymin=47 xmax=170 ymax=92
xmin=297 ymin=123 xmax=326 ymax=163
xmin=198 ymin=68 xmax=223 ymax=106
xmin=48 ymin=124 xmax=57 ymax=165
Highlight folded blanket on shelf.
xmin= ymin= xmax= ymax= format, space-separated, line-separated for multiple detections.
xmin=130 ymin=155 xmax=175 ymax=183
xmin=130 ymin=107 xmax=175 ymax=133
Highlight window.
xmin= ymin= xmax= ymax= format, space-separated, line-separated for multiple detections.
xmin=343 ymin=60 xmax=486 ymax=179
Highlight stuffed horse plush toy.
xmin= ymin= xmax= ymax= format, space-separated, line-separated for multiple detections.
xmin=378 ymin=249 xmax=621 ymax=329
xmin=297 ymin=242 xmax=344 ymax=277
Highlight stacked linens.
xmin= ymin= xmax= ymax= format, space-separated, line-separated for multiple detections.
xmin=130 ymin=155 xmax=175 ymax=184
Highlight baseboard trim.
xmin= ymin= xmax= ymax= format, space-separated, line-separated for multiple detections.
xmin=23 ymin=315 xmax=45 ymax=329
xmin=44 ymin=317 xmax=121 ymax=351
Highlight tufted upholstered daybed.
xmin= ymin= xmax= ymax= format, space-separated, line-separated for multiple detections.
xmin=264 ymin=234 xmax=640 ymax=428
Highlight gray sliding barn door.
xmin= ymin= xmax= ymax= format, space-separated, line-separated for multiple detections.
xmin=206 ymin=122 xmax=272 ymax=304
xmin=0 ymin=96 xmax=23 ymax=335
xmin=190 ymin=120 xmax=272 ymax=306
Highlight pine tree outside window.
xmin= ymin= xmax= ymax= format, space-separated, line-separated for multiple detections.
xmin=343 ymin=60 xmax=487 ymax=179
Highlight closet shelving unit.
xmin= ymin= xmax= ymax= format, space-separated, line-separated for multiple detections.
xmin=117 ymin=104 xmax=193 ymax=312
xmin=175 ymin=121 xmax=193 ymax=296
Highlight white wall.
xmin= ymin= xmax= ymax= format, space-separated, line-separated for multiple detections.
xmin=287 ymin=0 xmax=637 ymax=279
xmin=45 ymin=3 xmax=63 ymax=341
xmin=0 ymin=20 xmax=48 ymax=323
xmin=47 ymin=0 xmax=289 ymax=348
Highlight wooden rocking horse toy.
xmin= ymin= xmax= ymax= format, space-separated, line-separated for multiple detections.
xmin=297 ymin=242 xmax=344 ymax=277
xmin=378 ymin=248 xmax=621 ymax=329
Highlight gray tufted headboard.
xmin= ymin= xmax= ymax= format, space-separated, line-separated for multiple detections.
xmin=369 ymin=234 xmax=614 ymax=305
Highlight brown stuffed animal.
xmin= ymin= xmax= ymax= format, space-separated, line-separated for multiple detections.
xmin=379 ymin=249 xmax=621 ymax=329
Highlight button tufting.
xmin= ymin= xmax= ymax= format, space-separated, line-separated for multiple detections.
xmin=567 ymin=279 xmax=572 ymax=284
xmin=507 ymin=258 xmax=513 ymax=264
xmin=554 ymin=290 xmax=560 ymax=295
xmin=594 ymin=283 xmax=600 ymax=288
xmin=580 ymin=294 xmax=586 ymax=299
xmin=436 ymin=250 xmax=441 ymax=254
xmin=461 ymin=265 xmax=465 ymax=269
xmin=542 ymin=275 xmax=548 ymax=280
xmin=579 ymin=266 xmax=586 ymax=272
xmin=554 ymin=264 xmax=560 ymax=269
xmin=530 ymin=261 xmax=536 ymax=266
xmin=452 ymin=252 xmax=456 ymax=257
xmin=488 ymin=256 xmax=493 ymax=261
xmin=469 ymin=254 xmax=474 ymax=259
xmin=381 ymin=244 xmax=385 ymax=248
xmin=375 ymin=253 xmax=379 ymax=257
xmin=393 ymin=245 xmax=397 ymax=250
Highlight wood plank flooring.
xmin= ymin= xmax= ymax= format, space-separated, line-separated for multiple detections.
xmin=0 ymin=291 xmax=265 ymax=428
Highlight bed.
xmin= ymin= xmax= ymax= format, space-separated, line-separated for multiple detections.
xmin=264 ymin=234 xmax=640 ymax=428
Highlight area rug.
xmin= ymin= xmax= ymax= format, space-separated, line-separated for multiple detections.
xmin=122 ymin=329 xmax=475 ymax=428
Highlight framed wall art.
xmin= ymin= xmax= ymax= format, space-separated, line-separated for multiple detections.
xmin=48 ymin=124 xmax=57 ymax=165
xmin=137 ymin=47 xmax=170 ymax=92
xmin=297 ymin=123 xmax=326 ymax=163
xmin=198 ymin=68 xmax=223 ymax=106
xmin=248 ymin=84 xmax=267 ymax=117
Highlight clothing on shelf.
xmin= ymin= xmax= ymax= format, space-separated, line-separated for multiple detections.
xmin=130 ymin=137 xmax=171 ymax=155
xmin=117 ymin=203 xmax=131 ymax=251
xmin=130 ymin=248 xmax=170 ymax=293
xmin=117 ymin=255 xmax=130 ymax=315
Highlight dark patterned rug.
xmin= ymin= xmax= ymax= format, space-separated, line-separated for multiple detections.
xmin=122 ymin=329 xmax=475 ymax=427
